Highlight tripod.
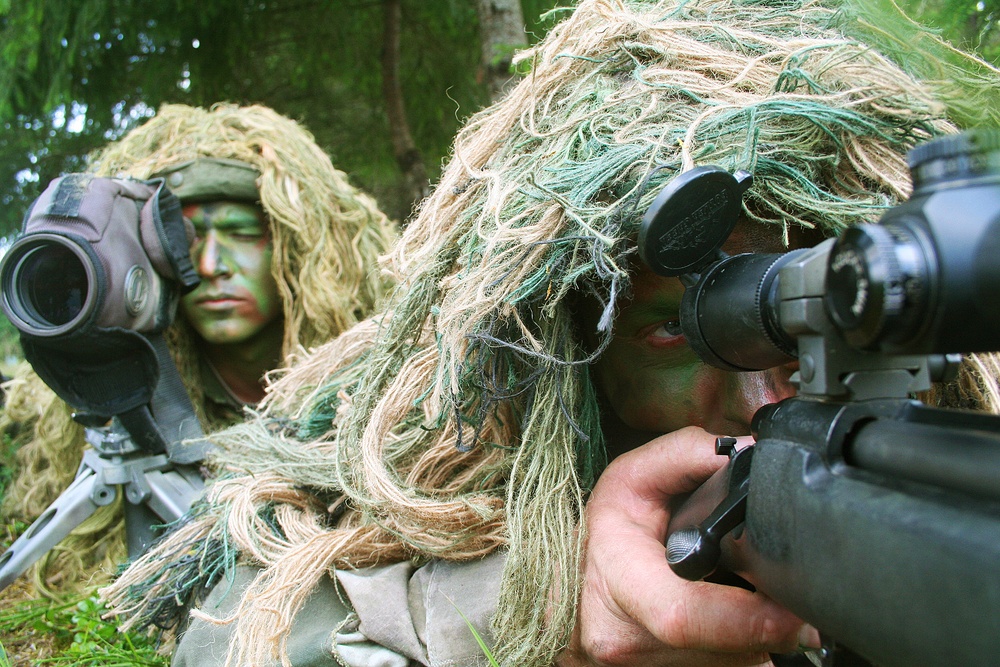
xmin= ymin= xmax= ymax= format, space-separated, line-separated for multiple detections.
xmin=0 ymin=417 xmax=206 ymax=591
xmin=0 ymin=331 xmax=211 ymax=592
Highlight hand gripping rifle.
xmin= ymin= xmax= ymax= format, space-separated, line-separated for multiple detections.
xmin=638 ymin=130 xmax=1000 ymax=667
xmin=0 ymin=175 xmax=211 ymax=591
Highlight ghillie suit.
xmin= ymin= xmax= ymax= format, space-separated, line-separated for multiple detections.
xmin=103 ymin=2 xmax=1000 ymax=666
xmin=0 ymin=103 xmax=397 ymax=598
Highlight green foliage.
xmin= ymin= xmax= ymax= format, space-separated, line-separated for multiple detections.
xmin=0 ymin=595 xmax=168 ymax=666
xmin=0 ymin=1 xmax=566 ymax=234
xmin=896 ymin=0 xmax=1000 ymax=63
xmin=2 ymin=1 xmax=987 ymax=235
xmin=845 ymin=0 xmax=1000 ymax=127
xmin=0 ymin=514 xmax=159 ymax=665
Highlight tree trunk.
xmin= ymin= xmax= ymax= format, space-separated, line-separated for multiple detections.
xmin=475 ymin=0 xmax=528 ymax=102
xmin=382 ymin=0 xmax=429 ymax=212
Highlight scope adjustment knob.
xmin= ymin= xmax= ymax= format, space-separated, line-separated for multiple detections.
xmin=908 ymin=129 xmax=1000 ymax=192
xmin=825 ymin=223 xmax=912 ymax=350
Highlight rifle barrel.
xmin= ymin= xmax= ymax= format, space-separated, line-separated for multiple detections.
xmin=848 ymin=419 xmax=1000 ymax=501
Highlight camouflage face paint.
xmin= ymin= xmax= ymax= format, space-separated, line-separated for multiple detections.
xmin=180 ymin=201 xmax=282 ymax=347
xmin=595 ymin=219 xmax=812 ymax=447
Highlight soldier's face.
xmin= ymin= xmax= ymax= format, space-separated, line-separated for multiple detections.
xmin=596 ymin=219 xmax=820 ymax=446
xmin=180 ymin=201 xmax=282 ymax=345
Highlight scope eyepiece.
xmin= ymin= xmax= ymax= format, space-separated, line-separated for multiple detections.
xmin=0 ymin=233 xmax=101 ymax=338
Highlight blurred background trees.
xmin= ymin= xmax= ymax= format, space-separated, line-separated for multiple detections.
xmin=0 ymin=0 xmax=996 ymax=237
xmin=0 ymin=0 xmax=566 ymax=235
xmin=0 ymin=0 xmax=996 ymax=370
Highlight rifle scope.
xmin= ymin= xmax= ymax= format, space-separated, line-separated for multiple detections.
xmin=640 ymin=130 xmax=1000 ymax=371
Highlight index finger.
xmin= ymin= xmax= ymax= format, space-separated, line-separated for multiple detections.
xmin=595 ymin=426 xmax=753 ymax=523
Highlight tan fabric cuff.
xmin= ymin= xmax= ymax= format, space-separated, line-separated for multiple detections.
xmin=335 ymin=551 xmax=505 ymax=667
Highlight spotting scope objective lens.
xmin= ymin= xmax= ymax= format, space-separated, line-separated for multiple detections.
xmin=1 ymin=234 xmax=99 ymax=337
xmin=20 ymin=245 xmax=87 ymax=325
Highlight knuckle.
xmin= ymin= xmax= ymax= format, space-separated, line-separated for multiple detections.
xmin=580 ymin=630 xmax=632 ymax=666
xmin=756 ymin=614 xmax=798 ymax=654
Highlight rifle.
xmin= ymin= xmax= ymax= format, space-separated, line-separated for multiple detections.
xmin=637 ymin=130 xmax=1000 ymax=667
xmin=0 ymin=175 xmax=211 ymax=591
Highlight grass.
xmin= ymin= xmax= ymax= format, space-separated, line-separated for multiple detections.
xmin=0 ymin=358 xmax=168 ymax=667
xmin=0 ymin=319 xmax=165 ymax=665
xmin=0 ymin=592 xmax=168 ymax=667
xmin=0 ymin=476 xmax=167 ymax=666
xmin=445 ymin=593 xmax=500 ymax=667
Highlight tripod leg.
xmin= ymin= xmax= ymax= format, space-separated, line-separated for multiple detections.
xmin=124 ymin=502 xmax=162 ymax=559
xmin=124 ymin=464 xmax=205 ymax=557
xmin=144 ymin=464 xmax=205 ymax=523
xmin=0 ymin=469 xmax=112 ymax=592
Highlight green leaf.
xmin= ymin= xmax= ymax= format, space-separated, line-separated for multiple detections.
xmin=443 ymin=594 xmax=501 ymax=667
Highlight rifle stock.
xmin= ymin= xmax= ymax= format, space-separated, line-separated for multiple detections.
xmin=704 ymin=398 xmax=1000 ymax=666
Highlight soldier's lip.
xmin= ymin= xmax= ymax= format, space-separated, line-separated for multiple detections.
xmin=194 ymin=294 xmax=243 ymax=308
